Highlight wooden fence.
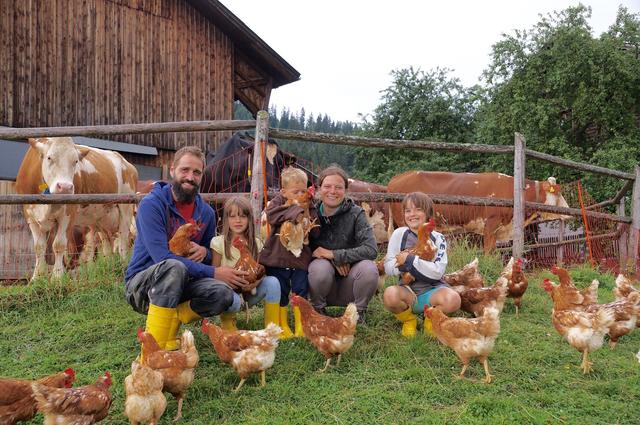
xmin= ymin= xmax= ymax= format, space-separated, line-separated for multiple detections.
xmin=0 ymin=111 xmax=638 ymax=279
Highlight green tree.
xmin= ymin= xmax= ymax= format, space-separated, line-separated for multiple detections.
xmin=352 ymin=67 xmax=478 ymax=183
xmin=475 ymin=5 xmax=640 ymax=201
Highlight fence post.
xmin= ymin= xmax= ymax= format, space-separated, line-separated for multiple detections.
xmin=558 ymin=220 xmax=565 ymax=266
xmin=250 ymin=111 xmax=269 ymax=230
xmin=618 ymin=198 xmax=628 ymax=271
xmin=512 ymin=133 xmax=526 ymax=259
xmin=630 ymin=165 xmax=640 ymax=273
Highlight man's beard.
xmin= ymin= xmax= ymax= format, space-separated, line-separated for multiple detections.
xmin=172 ymin=179 xmax=199 ymax=203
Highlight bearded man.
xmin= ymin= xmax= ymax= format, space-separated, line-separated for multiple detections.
xmin=125 ymin=146 xmax=248 ymax=350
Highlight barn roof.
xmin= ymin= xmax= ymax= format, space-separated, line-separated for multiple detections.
xmin=187 ymin=0 xmax=300 ymax=89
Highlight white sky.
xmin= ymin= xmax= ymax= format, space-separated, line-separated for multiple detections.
xmin=224 ymin=1 xmax=640 ymax=123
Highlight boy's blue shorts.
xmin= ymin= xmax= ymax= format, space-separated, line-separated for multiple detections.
xmin=411 ymin=285 xmax=449 ymax=314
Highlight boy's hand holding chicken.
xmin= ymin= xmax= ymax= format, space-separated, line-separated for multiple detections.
xmin=395 ymin=218 xmax=438 ymax=284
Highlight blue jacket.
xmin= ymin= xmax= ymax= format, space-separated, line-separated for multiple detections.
xmin=125 ymin=182 xmax=216 ymax=282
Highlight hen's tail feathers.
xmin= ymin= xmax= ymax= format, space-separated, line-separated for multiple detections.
xmin=478 ymin=307 xmax=501 ymax=337
xmin=30 ymin=383 xmax=55 ymax=413
xmin=180 ymin=330 xmax=199 ymax=367
xmin=264 ymin=323 xmax=283 ymax=339
xmin=343 ymin=303 xmax=359 ymax=328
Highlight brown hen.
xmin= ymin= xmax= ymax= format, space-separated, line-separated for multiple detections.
xmin=459 ymin=276 xmax=509 ymax=317
xmin=124 ymin=360 xmax=166 ymax=425
xmin=395 ymin=218 xmax=437 ymax=285
xmin=169 ymin=222 xmax=199 ymax=257
xmin=290 ymin=295 xmax=358 ymax=372
xmin=31 ymin=371 xmax=112 ymax=425
xmin=201 ymin=320 xmax=281 ymax=392
xmin=443 ymin=257 xmax=484 ymax=293
xmin=0 ymin=369 xmax=75 ymax=425
xmin=138 ymin=329 xmax=198 ymax=421
xmin=425 ymin=306 xmax=501 ymax=383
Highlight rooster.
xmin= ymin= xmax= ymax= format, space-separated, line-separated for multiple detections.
xmin=201 ymin=320 xmax=281 ymax=392
xmin=290 ymin=295 xmax=358 ymax=372
xmin=425 ymin=306 xmax=501 ymax=383
xmin=501 ymin=257 xmax=529 ymax=315
xmin=138 ymin=329 xmax=198 ymax=421
xmin=169 ymin=222 xmax=200 ymax=257
xmin=459 ymin=276 xmax=509 ymax=317
xmin=232 ymin=236 xmax=265 ymax=296
xmin=31 ymin=371 xmax=112 ymax=425
xmin=395 ymin=218 xmax=437 ymax=284
xmin=0 ymin=369 xmax=75 ymax=425
xmin=124 ymin=360 xmax=167 ymax=425
xmin=443 ymin=257 xmax=484 ymax=293
xmin=541 ymin=279 xmax=615 ymax=373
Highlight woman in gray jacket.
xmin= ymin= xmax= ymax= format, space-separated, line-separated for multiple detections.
xmin=308 ymin=165 xmax=379 ymax=324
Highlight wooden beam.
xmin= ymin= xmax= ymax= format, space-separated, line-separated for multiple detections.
xmin=526 ymin=149 xmax=634 ymax=180
xmin=0 ymin=120 xmax=256 ymax=140
xmin=269 ymin=128 xmax=515 ymax=154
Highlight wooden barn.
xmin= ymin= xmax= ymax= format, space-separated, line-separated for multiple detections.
xmin=0 ymin=0 xmax=300 ymax=280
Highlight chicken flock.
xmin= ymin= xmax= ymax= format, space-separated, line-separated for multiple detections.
xmin=5 ymin=216 xmax=640 ymax=423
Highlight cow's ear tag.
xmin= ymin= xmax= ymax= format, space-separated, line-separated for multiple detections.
xmin=38 ymin=182 xmax=49 ymax=194
xmin=549 ymin=187 xmax=555 ymax=193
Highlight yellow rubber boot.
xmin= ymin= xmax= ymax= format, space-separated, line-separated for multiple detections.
xmin=394 ymin=308 xmax=417 ymax=338
xmin=177 ymin=301 xmax=202 ymax=324
xmin=145 ymin=304 xmax=177 ymax=350
xmin=293 ymin=306 xmax=305 ymax=337
xmin=264 ymin=302 xmax=280 ymax=328
xmin=164 ymin=317 xmax=180 ymax=351
xmin=220 ymin=312 xmax=237 ymax=331
xmin=279 ymin=306 xmax=294 ymax=339
xmin=423 ymin=317 xmax=435 ymax=337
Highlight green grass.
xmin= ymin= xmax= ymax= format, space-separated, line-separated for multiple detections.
xmin=2 ymin=249 xmax=640 ymax=424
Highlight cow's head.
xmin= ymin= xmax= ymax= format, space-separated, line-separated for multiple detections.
xmin=540 ymin=177 xmax=571 ymax=220
xmin=29 ymin=137 xmax=89 ymax=194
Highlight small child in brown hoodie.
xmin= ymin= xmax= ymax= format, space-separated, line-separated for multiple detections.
xmin=259 ymin=167 xmax=319 ymax=339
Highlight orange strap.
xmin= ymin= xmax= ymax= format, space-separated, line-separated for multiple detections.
xmin=577 ymin=181 xmax=595 ymax=266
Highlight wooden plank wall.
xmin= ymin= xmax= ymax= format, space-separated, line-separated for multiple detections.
xmin=0 ymin=0 xmax=235 ymax=153
xmin=0 ymin=181 xmax=33 ymax=281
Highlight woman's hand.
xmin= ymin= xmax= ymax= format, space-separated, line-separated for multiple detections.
xmin=334 ymin=263 xmax=351 ymax=277
xmin=312 ymin=246 xmax=334 ymax=259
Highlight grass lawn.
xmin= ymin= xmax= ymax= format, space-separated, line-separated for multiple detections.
xmin=1 ymin=248 xmax=640 ymax=424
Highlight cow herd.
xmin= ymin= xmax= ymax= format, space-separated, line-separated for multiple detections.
xmin=13 ymin=135 xmax=571 ymax=281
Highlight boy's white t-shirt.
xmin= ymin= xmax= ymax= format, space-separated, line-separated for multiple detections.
xmin=210 ymin=236 xmax=263 ymax=267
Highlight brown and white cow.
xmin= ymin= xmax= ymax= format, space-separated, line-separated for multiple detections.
xmin=387 ymin=171 xmax=570 ymax=253
xmin=15 ymin=137 xmax=138 ymax=280
xmin=347 ymin=178 xmax=392 ymax=244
